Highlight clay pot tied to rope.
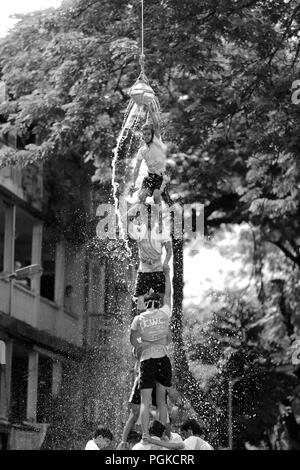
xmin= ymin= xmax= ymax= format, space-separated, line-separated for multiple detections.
xmin=129 ymin=79 xmax=156 ymax=107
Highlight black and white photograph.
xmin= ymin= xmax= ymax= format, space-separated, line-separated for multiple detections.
xmin=0 ymin=0 xmax=300 ymax=453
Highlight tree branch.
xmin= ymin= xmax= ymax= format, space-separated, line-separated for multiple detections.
xmin=271 ymin=240 xmax=300 ymax=267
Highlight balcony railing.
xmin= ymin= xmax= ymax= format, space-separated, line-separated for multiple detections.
xmin=0 ymin=278 xmax=82 ymax=347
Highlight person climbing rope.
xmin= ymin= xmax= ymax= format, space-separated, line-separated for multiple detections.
xmin=127 ymin=204 xmax=172 ymax=311
xmin=130 ymin=102 xmax=169 ymax=205
xmin=130 ymin=270 xmax=173 ymax=441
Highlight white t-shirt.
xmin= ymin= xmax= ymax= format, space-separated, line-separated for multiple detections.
xmin=184 ymin=436 xmax=213 ymax=450
xmin=131 ymin=304 xmax=171 ymax=361
xmin=137 ymin=135 xmax=167 ymax=175
xmin=132 ymin=437 xmax=168 ymax=451
xmin=85 ymin=439 xmax=100 ymax=450
xmin=137 ymin=225 xmax=170 ymax=273
xmin=170 ymin=432 xmax=183 ymax=443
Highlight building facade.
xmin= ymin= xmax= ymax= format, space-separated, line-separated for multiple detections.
xmin=0 ymin=81 xmax=133 ymax=449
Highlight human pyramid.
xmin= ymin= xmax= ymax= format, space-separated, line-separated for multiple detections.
xmin=84 ymin=94 xmax=213 ymax=452
xmin=112 ymin=101 xmax=213 ymax=451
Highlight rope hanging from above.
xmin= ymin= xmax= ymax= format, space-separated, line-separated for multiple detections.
xmin=129 ymin=0 xmax=160 ymax=115
xmin=139 ymin=0 xmax=145 ymax=80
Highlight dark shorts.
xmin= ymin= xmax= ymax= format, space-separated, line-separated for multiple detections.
xmin=135 ymin=271 xmax=165 ymax=297
xmin=139 ymin=356 xmax=172 ymax=390
xmin=129 ymin=376 xmax=159 ymax=406
xmin=142 ymin=173 xmax=163 ymax=196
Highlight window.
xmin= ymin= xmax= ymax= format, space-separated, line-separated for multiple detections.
xmin=40 ymin=231 xmax=56 ymax=301
xmin=14 ymin=207 xmax=34 ymax=288
xmin=0 ymin=200 xmax=4 ymax=272
xmin=10 ymin=344 xmax=28 ymax=423
xmin=37 ymin=355 xmax=52 ymax=423
xmin=63 ymin=243 xmax=77 ymax=317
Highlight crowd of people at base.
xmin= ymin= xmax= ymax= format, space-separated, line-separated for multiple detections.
xmin=85 ymin=418 xmax=213 ymax=451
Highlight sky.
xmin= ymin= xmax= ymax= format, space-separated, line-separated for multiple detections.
xmin=183 ymin=225 xmax=253 ymax=308
xmin=0 ymin=0 xmax=61 ymax=38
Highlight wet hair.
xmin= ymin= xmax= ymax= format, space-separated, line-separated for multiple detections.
xmin=142 ymin=122 xmax=154 ymax=142
xmin=142 ymin=122 xmax=154 ymax=132
xmin=93 ymin=425 xmax=113 ymax=441
xmin=181 ymin=419 xmax=205 ymax=436
xmin=149 ymin=420 xmax=165 ymax=438
xmin=144 ymin=291 xmax=161 ymax=309
xmin=127 ymin=430 xmax=141 ymax=444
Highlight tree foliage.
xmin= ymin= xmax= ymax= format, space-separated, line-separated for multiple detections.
xmin=185 ymin=229 xmax=300 ymax=448
xmin=1 ymin=0 xmax=300 ymax=448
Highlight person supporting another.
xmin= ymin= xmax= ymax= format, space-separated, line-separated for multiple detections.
xmin=180 ymin=418 xmax=213 ymax=450
xmin=132 ymin=420 xmax=168 ymax=450
xmin=85 ymin=426 xmax=114 ymax=450
xmin=130 ymin=271 xmax=172 ymax=440
xmin=116 ymin=371 xmax=158 ymax=450
xmin=127 ymin=205 xmax=172 ymax=312
xmin=165 ymin=416 xmax=183 ymax=444
xmin=127 ymin=430 xmax=142 ymax=449
xmin=147 ymin=418 xmax=214 ymax=450
xmin=131 ymin=103 xmax=168 ymax=205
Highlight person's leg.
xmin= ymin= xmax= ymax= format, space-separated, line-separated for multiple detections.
xmin=121 ymin=404 xmax=140 ymax=444
xmin=149 ymin=272 xmax=165 ymax=303
xmin=153 ymin=188 xmax=162 ymax=205
xmin=135 ymin=272 xmax=149 ymax=312
xmin=155 ymin=382 xmax=168 ymax=425
xmin=156 ymin=356 xmax=172 ymax=426
xmin=165 ymin=420 xmax=171 ymax=440
xmin=152 ymin=174 xmax=163 ymax=207
xmin=140 ymin=388 xmax=152 ymax=438
xmin=117 ymin=377 xmax=141 ymax=449
xmin=138 ymin=187 xmax=150 ymax=204
xmin=139 ymin=359 xmax=155 ymax=438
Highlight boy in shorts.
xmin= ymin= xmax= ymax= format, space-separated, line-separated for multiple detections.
xmin=130 ymin=271 xmax=172 ymax=440
xmin=127 ymin=204 xmax=172 ymax=312
xmin=131 ymin=103 xmax=168 ymax=205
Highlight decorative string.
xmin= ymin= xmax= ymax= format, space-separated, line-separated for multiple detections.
xmin=139 ymin=0 xmax=146 ymax=81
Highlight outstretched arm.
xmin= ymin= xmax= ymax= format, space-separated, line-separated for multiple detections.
xmin=147 ymin=436 xmax=184 ymax=450
xmin=147 ymin=103 xmax=160 ymax=138
xmin=164 ymin=270 xmax=172 ymax=307
xmin=130 ymin=329 xmax=141 ymax=350
xmin=162 ymin=241 xmax=172 ymax=272
xmin=166 ymin=327 xmax=172 ymax=345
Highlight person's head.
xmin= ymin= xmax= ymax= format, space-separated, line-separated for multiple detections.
xmin=149 ymin=420 xmax=165 ymax=439
xmin=93 ymin=426 xmax=114 ymax=450
xmin=127 ymin=430 xmax=142 ymax=449
xmin=142 ymin=122 xmax=154 ymax=144
xmin=144 ymin=290 xmax=162 ymax=310
xmin=181 ymin=419 xmax=205 ymax=439
xmin=127 ymin=205 xmax=148 ymax=228
xmin=128 ymin=209 xmax=142 ymax=226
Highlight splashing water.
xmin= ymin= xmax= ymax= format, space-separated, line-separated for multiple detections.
xmin=112 ymin=96 xmax=161 ymax=256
